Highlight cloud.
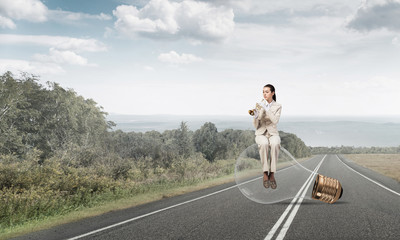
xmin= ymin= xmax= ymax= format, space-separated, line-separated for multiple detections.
xmin=0 ymin=35 xmax=105 ymax=70
xmin=0 ymin=34 xmax=107 ymax=52
xmin=53 ymin=38 xmax=107 ymax=53
xmin=0 ymin=59 xmax=65 ymax=75
xmin=0 ymin=0 xmax=48 ymax=24
xmin=158 ymin=51 xmax=203 ymax=64
xmin=0 ymin=0 xmax=111 ymax=28
xmin=113 ymin=1 xmax=179 ymax=35
xmin=113 ymin=0 xmax=234 ymax=41
xmin=347 ymin=0 xmax=400 ymax=32
xmin=200 ymin=0 xmax=358 ymax=16
xmin=48 ymin=10 xmax=112 ymax=22
xmin=0 ymin=15 xmax=16 ymax=29
xmin=33 ymin=48 xmax=94 ymax=66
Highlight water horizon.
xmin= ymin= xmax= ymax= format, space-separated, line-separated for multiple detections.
xmin=107 ymin=114 xmax=400 ymax=148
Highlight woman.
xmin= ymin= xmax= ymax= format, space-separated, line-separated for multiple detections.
xmin=252 ymin=84 xmax=282 ymax=189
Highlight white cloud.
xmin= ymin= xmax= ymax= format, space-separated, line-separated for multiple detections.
xmin=202 ymin=0 xmax=359 ymax=16
xmin=0 ymin=35 xmax=104 ymax=70
xmin=33 ymin=48 xmax=94 ymax=66
xmin=347 ymin=0 xmax=400 ymax=32
xmin=54 ymin=38 xmax=107 ymax=53
xmin=0 ymin=0 xmax=48 ymax=22
xmin=113 ymin=3 xmax=179 ymax=35
xmin=113 ymin=0 xmax=234 ymax=41
xmin=0 ymin=59 xmax=64 ymax=75
xmin=158 ymin=51 xmax=203 ymax=64
xmin=0 ymin=34 xmax=107 ymax=52
xmin=0 ymin=15 xmax=16 ymax=29
xmin=176 ymin=0 xmax=235 ymax=40
xmin=48 ymin=10 xmax=112 ymax=22
xmin=0 ymin=0 xmax=112 ymax=28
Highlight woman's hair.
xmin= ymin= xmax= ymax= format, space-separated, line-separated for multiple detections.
xmin=264 ymin=84 xmax=276 ymax=101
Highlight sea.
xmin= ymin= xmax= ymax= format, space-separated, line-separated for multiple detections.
xmin=107 ymin=114 xmax=400 ymax=147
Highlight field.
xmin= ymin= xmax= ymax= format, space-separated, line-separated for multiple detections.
xmin=343 ymin=154 xmax=400 ymax=182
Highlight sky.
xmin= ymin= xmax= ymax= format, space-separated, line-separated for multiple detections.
xmin=1 ymin=0 xmax=400 ymax=117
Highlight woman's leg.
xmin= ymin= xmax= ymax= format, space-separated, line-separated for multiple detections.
xmin=268 ymin=135 xmax=281 ymax=185
xmin=255 ymin=135 xmax=270 ymax=174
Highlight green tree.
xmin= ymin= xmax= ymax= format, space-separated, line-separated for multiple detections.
xmin=193 ymin=122 xmax=223 ymax=162
xmin=280 ymin=131 xmax=311 ymax=158
xmin=218 ymin=129 xmax=255 ymax=159
xmin=0 ymin=72 xmax=111 ymax=161
xmin=174 ymin=121 xmax=194 ymax=158
xmin=0 ymin=72 xmax=41 ymax=156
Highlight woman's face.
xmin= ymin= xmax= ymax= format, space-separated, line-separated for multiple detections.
xmin=263 ymin=87 xmax=274 ymax=102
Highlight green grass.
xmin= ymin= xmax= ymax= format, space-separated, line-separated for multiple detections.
xmin=0 ymin=153 xmax=235 ymax=231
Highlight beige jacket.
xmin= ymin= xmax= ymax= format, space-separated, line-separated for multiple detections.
xmin=253 ymin=101 xmax=282 ymax=136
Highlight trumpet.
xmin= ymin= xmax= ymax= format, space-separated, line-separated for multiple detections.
xmin=248 ymin=109 xmax=256 ymax=116
xmin=248 ymin=99 xmax=265 ymax=116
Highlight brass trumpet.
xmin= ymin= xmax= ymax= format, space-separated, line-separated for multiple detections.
xmin=248 ymin=100 xmax=265 ymax=116
xmin=248 ymin=109 xmax=256 ymax=116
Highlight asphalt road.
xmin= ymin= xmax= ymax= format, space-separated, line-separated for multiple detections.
xmin=14 ymin=154 xmax=400 ymax=240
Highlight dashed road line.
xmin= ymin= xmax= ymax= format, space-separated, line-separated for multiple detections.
xmin=265 ymin=155 xmax=326 ymax=240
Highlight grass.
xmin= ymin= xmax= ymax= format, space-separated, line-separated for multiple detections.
xmin=342 ymin=154 xmax=400 ymax=182
xmin=0 ymin=174 xmax=235 ymax=240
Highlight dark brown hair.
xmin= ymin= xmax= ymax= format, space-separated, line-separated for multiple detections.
xmin=264 ymin=84 xmax=276 ymax=101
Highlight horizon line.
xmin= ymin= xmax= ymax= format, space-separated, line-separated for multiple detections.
xmin=107 ymin=113 xmax=400 ymax=118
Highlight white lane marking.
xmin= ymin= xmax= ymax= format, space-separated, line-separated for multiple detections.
xmin=335 ymin=155 xmax=400 ymax=197
xmin=275 ymin=157 xmax=325 ymax=240
xmin=68 ymin=176 xmax=259 ymax=240
xmin=264 ymin=155 xmax=326 ymax=240
xmin=264 ymin=166 xmax=316 ymax=239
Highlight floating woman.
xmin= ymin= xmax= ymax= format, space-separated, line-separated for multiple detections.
xmin=249 ymin=84 xmax=282 ymax=189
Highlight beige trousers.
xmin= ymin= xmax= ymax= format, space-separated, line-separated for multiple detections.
xmin=255 ymin=134 xmax=281 ymax=173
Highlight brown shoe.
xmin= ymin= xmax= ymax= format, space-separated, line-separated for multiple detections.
xmin=263 ymin=180 xmax=270 ymax=188
xmin=270 ymin=180 xmax=277 ymax=189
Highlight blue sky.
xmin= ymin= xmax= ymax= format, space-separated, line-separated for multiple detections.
xmin=1 ymin=0 xmax=400 ymax=116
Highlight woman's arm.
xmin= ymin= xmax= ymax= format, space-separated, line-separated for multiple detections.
xmin=252 ymin=108 xmax=264 ymax=129
xmin=253 ymin=114 xmax=260 ymax=128
xmin=252 ymin=118 xmax=259 ymax=129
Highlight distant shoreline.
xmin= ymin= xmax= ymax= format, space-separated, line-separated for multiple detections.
xmin=107 ymin=114 xmax=400 ymax=148
xmin=108 ymin=113 xmax=400 ymax=123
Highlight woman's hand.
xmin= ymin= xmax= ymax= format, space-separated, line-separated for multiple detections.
xmin=257 ymin=108 xmax=265 ymax=120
